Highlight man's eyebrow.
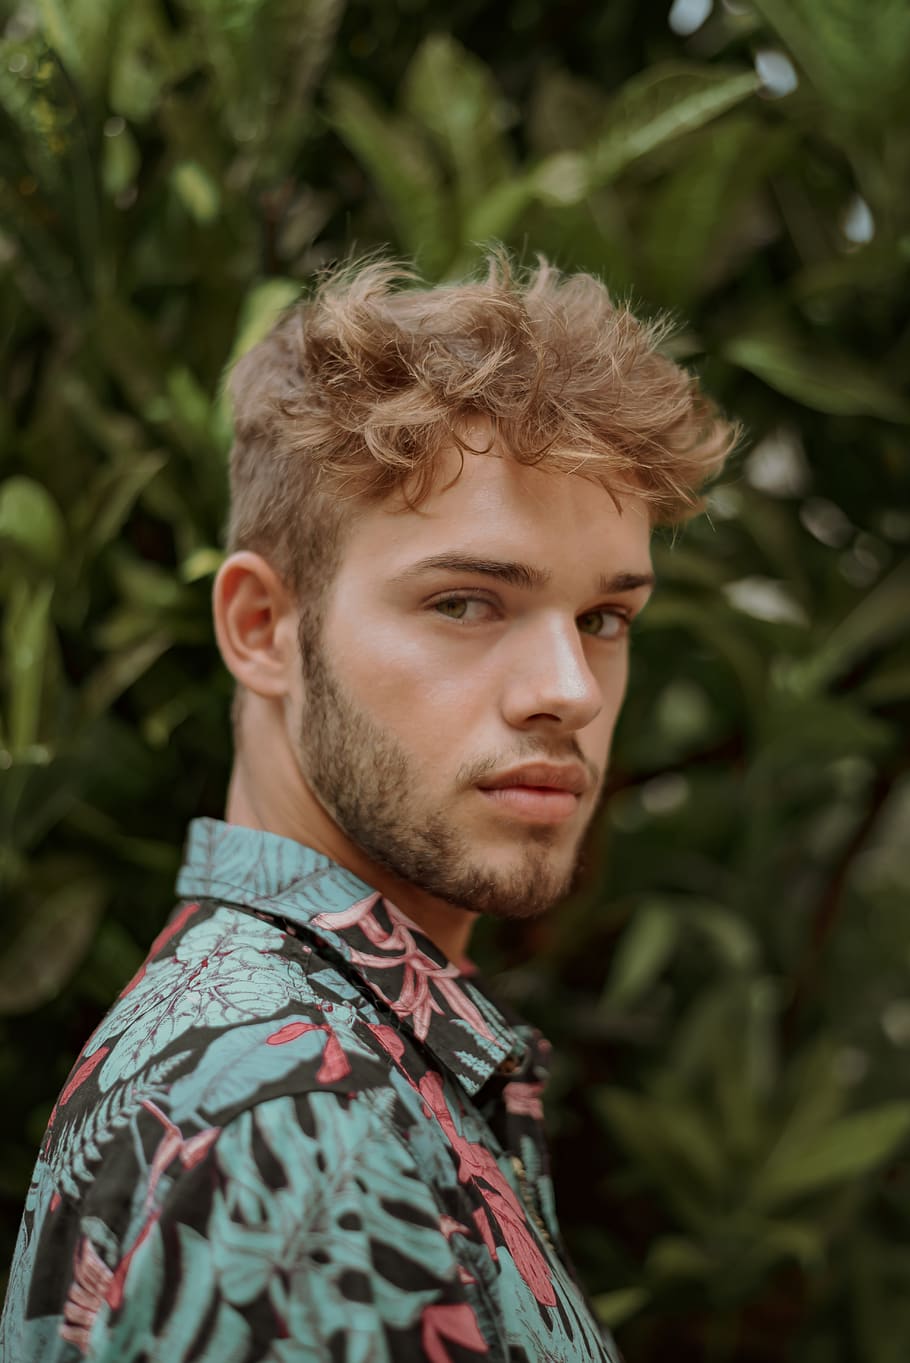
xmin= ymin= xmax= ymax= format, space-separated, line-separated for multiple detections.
xmin=596 ymin=570 xmax=656 ymax=595
xmin=396 ymin=554 xmax=655 ymax=595
xmin=395 ymin=554 xmax=549 ymax=590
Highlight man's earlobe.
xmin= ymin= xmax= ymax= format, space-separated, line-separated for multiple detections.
xmin=213 ymin=552 xmax=296 ymax=700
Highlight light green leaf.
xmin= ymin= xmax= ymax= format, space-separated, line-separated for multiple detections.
xmin=791 ymin=558 xmax=910 ymax=691
xmin=403 ymin=35 xmax=512 ymax=216
xmin=80 ymin=631 xmax=173 ymax=719
xmin=102 ymin=123 xmax=140 ymax=198
xmin=81 ymin=453 xmax=168 ymax=554
xmin=0 ymin=477 xmax=65 ymax=568
xmin=589 ymin=63 xmax=759 ymax=186
xmin=646 ymin=1235 xmax=712 ymax=1281
xmin=603 ymin=899 xmax=680 ymax=1006
xmin=327 ymin=78 xmax=451 ymax=274
xmin=172 ymin=161 xmax=221 ymax=225
xmin=110 ymin=552 xmax=182 ymax=612
xmin=3 ymin=578 xmax=55 ymax=751
xmin=461 ymin=177 xmax=536 ymax=247
xmin=723 ymin=329 xmax=910 ymax=421
xmin=591 ymin=1286 xmax=649 ymax=1328
xmin=752 ymin=0 xmax=910 ymax=125
xmin=689 ymin=901 xmax=759 ymax=970
xmin=644 ymin=117 xmax=790 ymax=304
xmin=753 ymin=1102 xmax=910 ymax=1208
xmin=225 ymin=278 xmax=302 ymax=371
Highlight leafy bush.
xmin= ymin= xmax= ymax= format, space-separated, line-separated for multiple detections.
xmin=1 ymin=1 xmax=908 ymax=1358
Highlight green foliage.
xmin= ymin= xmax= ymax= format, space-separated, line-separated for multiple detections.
xmin=1 ymin=0 xmax=908 ymax=1358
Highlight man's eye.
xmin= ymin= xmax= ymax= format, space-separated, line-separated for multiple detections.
xmin=577 ymin=609 xmax=628 ymax=640
xmin=432 ymin=597 xmax=492 ymax=623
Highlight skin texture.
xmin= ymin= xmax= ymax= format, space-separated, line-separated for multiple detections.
xmin=214 ymin=445 xmax=654 ymax=962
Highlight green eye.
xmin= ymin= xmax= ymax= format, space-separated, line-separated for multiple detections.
xmin=578 ymin=609 xmax=624 ymax=639
xmin=435 ymin=598 xmax=469 ymax=619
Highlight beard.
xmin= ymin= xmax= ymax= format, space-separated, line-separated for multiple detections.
xmin=296 ymin=626 xmax=600 ymax=920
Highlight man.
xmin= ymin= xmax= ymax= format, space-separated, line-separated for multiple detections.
xmin=2 ymin=257 xmax=735 ymax=1361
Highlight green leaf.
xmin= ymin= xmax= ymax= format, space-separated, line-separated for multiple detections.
xmin=0 ymin=477 xmax=65 ymax=568
xmin=723 ymin=328 xmax=910 ymax=421
xmin=457 ymin=178 xmax=536 ymax=256
xmin=588 ymin=63 xmax=759 ymax=186
xmin=225 ymin=278 xmax=302 ymax=370
xmin=3 ymin=578 xmax=55 ymax=752
xmin=80 ymin=631 xmax=173 ymax=719
xmin=752 ymin=0 xmax=910 ymax=126
xmin=646 ymin=1235 xmax=712 ymax=1281
xmin=689 ymin=901 xmax=760 ymax=971
xmin=644 ymin=117 xmax=790 ymax=305
xmin=591 ymin=1286 xmax=649 ymax=1328
xmin=172 ymin=161 xmax=221 ymax=225
xmin=595 ymin=1088 xmax=725 ymax=1209
xmin=102 ymin=123 xmax=140 ymax=198
xmin=0 ymin=871 xmax=105 ymax=1013
xmin=80 ymin=453 xmax=168 ymax=555
xmin=402 ymin=35 xmax=512 ymax=217
xmin=603 ymin=899 xmax=680 ymax=1006
xmin=752 ymin=1102 xmax=910 ymax=1208
xmin=791 ymin=557 xmax=910 ymax=692
xmin=327 ymin=78 xmax=451 ymax=274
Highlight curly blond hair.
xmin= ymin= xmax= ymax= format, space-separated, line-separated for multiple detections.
xmin=227 ymin=254 xmax=737 ymax=596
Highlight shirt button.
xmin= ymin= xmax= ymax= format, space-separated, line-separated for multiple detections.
xmin=498 ymin=1055 xmax=520 ymax=1075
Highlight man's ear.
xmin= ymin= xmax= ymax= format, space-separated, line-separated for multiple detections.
xmin=213 ymin=552 xmax=298 ymax=699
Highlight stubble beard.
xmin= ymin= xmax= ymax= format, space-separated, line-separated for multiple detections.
xmin=297 ymin=626 xmax=596 ymax=920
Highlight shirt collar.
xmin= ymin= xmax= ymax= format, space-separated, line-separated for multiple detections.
xmin=176 ymin=818 xmax=547 ymax=1097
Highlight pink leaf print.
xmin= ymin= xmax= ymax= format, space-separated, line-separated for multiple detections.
xmin=316 ymin=1029 xmax=351 ymax=1083
xmin=365 ymin=1022 xmax=406 ymax=1065
xmin=117 ymin=901 xmax=200 ymax=1000
xmin=107 ymin=1212 xmax=160 ymax=1312
xmin=267 ymin=1021 xmax=312 ymax=1045
xmin=473 ymin=1207 xmax=497 ymax=1261
xmin=313 ymin=895 xmax=496 ymax=1043
xmin=266 ymin=1020 xmax=352 ymax=1083
xmin=180 ymin=1127 xmax=220 ymax=1171
xmin=141 ymin=1101 xmax=220 ymax=1206
xmin=439 ymin=1214 xmax=470 ymax=1242
xmin=45 ymin=1046 xmax=110 ymax=1136
xmin=421 ymin=1302 xmax=488 ymax=1362
xmin=503 ymin=1082 xmax=544 ymax=1120
xmin=60 ymin=1236 xmax=112 ymax=1355
xmin=482 ymin=1188 xmax=556 ymax=1307
xmin=417 ymin=1073 xmax=555 ymax=1306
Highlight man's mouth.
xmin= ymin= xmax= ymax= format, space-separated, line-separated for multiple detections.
xmin=475 ymin=763 xmax=589 ymax=823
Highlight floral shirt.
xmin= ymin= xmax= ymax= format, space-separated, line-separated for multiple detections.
xmin=3 ymin=818 xmax=619 ymax=1363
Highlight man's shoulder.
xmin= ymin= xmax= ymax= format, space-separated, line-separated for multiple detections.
xmin=45 ymin=897 xmax=411 ymax=1171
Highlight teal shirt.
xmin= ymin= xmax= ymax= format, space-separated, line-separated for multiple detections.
xmin=2 ymin=818 xmax=620 ymax=1362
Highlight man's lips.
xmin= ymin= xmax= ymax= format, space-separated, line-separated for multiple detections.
xmin=475 ymin=764 xmax=590 ymax=823
xmin=476 ymin=763 xmax=590 ymax=795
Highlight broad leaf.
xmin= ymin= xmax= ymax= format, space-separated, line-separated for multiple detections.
xmin=588 ymin=64 xmax=759 ymax=187
xmin=724 ymin=328 xmax=910 ymax=421
xmin=752 ymin=1102 xmax=910 ymax=1208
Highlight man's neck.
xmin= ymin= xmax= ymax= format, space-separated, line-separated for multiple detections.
xmin=225 ymin=755 xmax=477 ymax=966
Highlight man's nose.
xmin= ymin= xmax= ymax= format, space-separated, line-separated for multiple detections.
xmin=501 ymin=616 xmax=604 ymax=731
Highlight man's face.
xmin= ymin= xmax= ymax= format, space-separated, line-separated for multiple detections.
xmin=294 ymin=447 xmax=654 ymax=919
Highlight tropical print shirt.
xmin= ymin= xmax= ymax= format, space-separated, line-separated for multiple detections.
xmin=3 ymin=818 xmax=620 ymax=1363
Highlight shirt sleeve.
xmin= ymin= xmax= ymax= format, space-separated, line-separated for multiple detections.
xmin=82 ymin=1090 xmax=491 ymax=1363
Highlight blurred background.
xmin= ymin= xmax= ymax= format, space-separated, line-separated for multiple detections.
xmin=1 ymin=0 xmax=909 ymax=1358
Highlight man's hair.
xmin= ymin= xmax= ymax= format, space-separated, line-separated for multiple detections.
xmin=226 ymin=253 xmax=737 ymax=598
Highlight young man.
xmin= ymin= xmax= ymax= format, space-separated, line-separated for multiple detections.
xmin=3 ymin=258 xmax=735 ymax=1361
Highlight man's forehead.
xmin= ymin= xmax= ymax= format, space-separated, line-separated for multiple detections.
xmin=391 ymin=445 xmax=648 ymax=523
